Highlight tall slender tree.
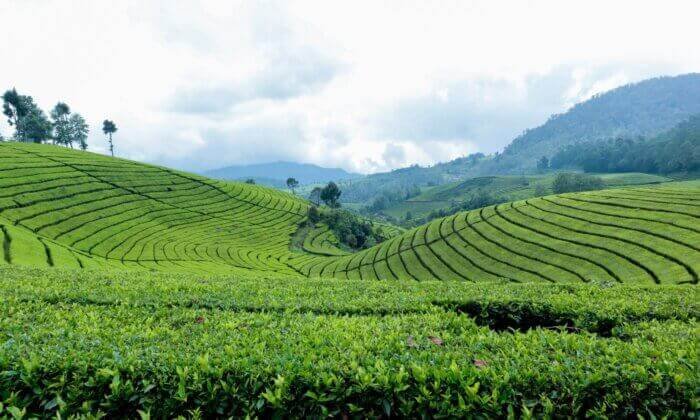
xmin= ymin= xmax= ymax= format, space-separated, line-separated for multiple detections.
xmin=102 ymin=120 xmax=117 ymax=156
xmin=70 ymin=114 xmax=89 ymax=150
xmin=51 ymin=102 xmax=71 ymax=146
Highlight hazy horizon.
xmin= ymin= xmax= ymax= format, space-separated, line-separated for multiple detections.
xmin=2 ymin=0 xmax=699 ymax=174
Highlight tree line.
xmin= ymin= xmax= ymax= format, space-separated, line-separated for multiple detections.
xmin=1 ymin=88 xmax=118 ymax=155
xmin=549 ymin=114 xmax=700 ymax=174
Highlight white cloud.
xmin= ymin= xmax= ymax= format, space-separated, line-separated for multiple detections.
xmin=1 ymin=0 xmax=699 ymax=173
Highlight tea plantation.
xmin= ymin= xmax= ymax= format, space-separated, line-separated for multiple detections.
xmin=0 ymin=143 xmax=698 ymax=417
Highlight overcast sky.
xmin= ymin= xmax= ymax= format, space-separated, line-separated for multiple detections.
xmin=2 ymin=0 xmax=699 ymax=173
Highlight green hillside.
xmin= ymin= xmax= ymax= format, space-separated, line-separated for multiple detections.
xmin=0 ymin=142 xmax=698 ymax=286
xmin=0 ymin=143 xmax=698 ymax=417
xmin=0 ymin=142 xmax=312 ymax=275
xmin=380 ymin=172 xmax=672 ymax=219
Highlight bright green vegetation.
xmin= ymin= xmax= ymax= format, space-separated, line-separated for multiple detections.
xmin=0 ymin=142 xmax=311 ymax=275
xmin=1 ymin=143 xmax=699 ymax=286
xmin=379 ymin=172 xmax=673 ymax=220
xmin=298 ymin=223 xmax=349 ymax=256
xmin=0 ymin=265 xmax=697 ymax=417
xmin=0 ymin=143 xmax=698 ymax=417
xmin=298 ymin=180 xmax=700 ymax=284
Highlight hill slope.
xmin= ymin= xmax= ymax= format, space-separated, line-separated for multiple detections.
xmin=290 ymin=181 xmax=700 ymax=284
xmin=204 ymin=161 xmax=361 ymax=187
xmin=0 ymin=142 xmax=310 ymax=275
xmin=1 ymin=143 xmax=698 ymax=284
xmin=333 ymin=73 xmax=700 ymax=204
xmin=495 ymin=73 xmax=700 ymax=171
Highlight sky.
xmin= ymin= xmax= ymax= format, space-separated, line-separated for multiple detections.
xmin=1 ymin=0 xmax=699 ymax=174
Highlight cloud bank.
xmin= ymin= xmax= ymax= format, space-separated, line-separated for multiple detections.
xmin=1 ymin=0 xmax=699 ymax=173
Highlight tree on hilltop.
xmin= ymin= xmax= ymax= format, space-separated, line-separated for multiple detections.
xmin=2 ymin=89 xmax=29 ymax=139
xmin=51 ymin=102 xmax=72 ymax=146
xmin=320 ymin=182 xmax=341 ymax=208
xmin=102 ymin=120 xmax=117 ymax=156
xmin=3 ymin=89 xmax=50 ymax=142
xmin=286 ymin=177 xmax=299 ymax=195
xmin=70 ymin=114 xmax=89 ymax=150
xmin=22 ymin=104 xmax=52 ymax=143
xmin=309 ymin=186 xmax=322 ymax=206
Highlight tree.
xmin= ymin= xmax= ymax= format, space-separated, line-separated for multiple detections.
xmin=51 ymin=102 xmax=71 ymax=146
xmin=69 ymin=114 xmax=89 ymax=150
xmin=320 ymin=182 xmax=341 ymax=208
xmin=2 ymin=88 xmax=29 ymax=139
xmin=102 ymin=120 xmax=117 ymax=156
xmin=286 ymin=177 xmax=299 ymax=195
xmin=245 ymin=178 xmax=256 ymax=184
xmin=309 ymin=187 xmax=322 ymax=206
xmin=552 ymin=173 xmax=603 ymax=194
xmin=536 ymin=155 xmax=549 ymax=172
xmin=3 ymin=89 xmax=50 ymax=142
xmin=22 ymin=106 xmax=52 ymax=143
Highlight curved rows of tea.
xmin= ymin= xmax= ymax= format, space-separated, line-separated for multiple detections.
xmin=0 ymin=142 xmax=310 ymax=275
xmin=300 ymin=223 xmax=348 ymax=256
xmin=0 ymin=143 xmax=699 ymax=285
xmin=292 ymin=181 xmax=700 ymax=284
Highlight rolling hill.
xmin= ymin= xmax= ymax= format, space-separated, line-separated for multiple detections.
xmin=379 ymin=172 xmax=673 ymax=220
xmin=0 ymin=142 xmax=698 ymax=285
xmin=0 ymin=142 xmax=698 ymax=417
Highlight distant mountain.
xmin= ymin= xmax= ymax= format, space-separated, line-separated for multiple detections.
xmin=337 ymin=73 xmax=700 ymax=205
xmin=204 ymin=161 xmax=362 ymax=186
xmin=493 ymin=73 xmax=700 ymax=172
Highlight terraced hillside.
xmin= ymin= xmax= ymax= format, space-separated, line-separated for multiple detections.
xmin=0 ymin=142 xmax=309 ymax=275
xmin=1 ymin=142 xmax=699 ymax=284
xmin=291 ymin=181 xmax=700 ymax=284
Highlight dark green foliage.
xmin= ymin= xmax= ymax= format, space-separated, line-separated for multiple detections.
xmin=307 ymin=205 xmax=321 ymax=224
xmin=536 ymin=155 xmax=549 ymax=172
xmin=551 ymin=114 xmax=700 ymax=174
xmin=69 ymin=114 xmax=89 ymax=150
xmin=320 ymin=209 xmax=376 ymax=249
xmin=21 ymin=105 xmax=52 ymax=143
xmin=501 ymin=73 xmax=700 ymax=171
xmin=2 ymin=89 xmax=52 ymax=143
xmin=50 ymin=102 xmax=71 ymax=146
xmin=551 ymin=173 xmax=604 ymax=194
xmin=102 ymin=119 xmax=117 ymax=156
xmin=245 ymin=178 xmax=256 ymax=184
xmin=309 ymin=186 xmax=322 ymax=206
xmin=366 ymin=183 xmax=421 ymax=212
xmin=320 ymin=182 xmax=341 ymax=208
xmin=2 ymin=88 xmax=29 ymax=138
xmin=286 ymin=177 xmax=299 ymax=194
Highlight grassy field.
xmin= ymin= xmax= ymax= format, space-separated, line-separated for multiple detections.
xmin=0 ymin=143 xmax=698 ymax=416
